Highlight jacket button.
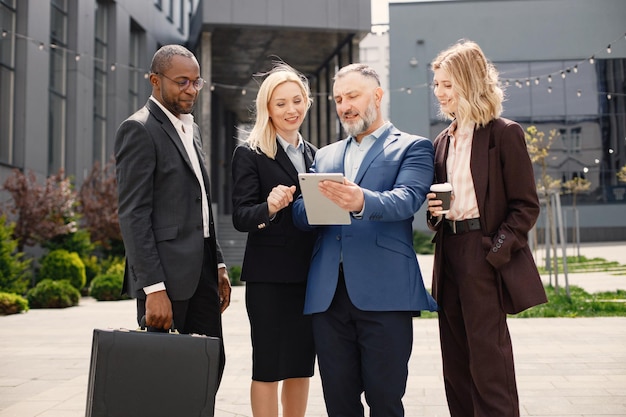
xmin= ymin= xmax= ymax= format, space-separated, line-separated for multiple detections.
xmin=492 ymin=247 xmax=498 ymax=252
xmin=500 ymin=234 xmax=506 ymax=239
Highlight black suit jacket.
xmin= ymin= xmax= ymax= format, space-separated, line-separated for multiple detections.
xmin=231 ymin=140 xmax=317 ymax=283
xmin=115 ymin=99 xmax=224 ymax=300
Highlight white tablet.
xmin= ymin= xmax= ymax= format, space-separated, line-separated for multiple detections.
xmin=298 ymin=173 xmax=351 ymax=225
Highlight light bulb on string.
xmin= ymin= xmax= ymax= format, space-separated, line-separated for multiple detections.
xmin=535 ymin=78 xmax=540 ymax=85
xmin=406 ymin=88 xmax=412 ymax=94
xmin=561 ymin=71 xmax=566 ymax=79
xmin=577 ymin=90 xmax=582 ymax=97
xmin=38 ymin=42 xmax=45 ymax=50
xmin=241 ymin=89 xmax=246 ymax=95
xmin=1 ymin=29 xmax=7 ymax=38
xmin=75 ymin=54 xmax=80 ymax=61
xmin=573 ymin=65 xmax=578 ymax=73
xmin=607 ymin=45 xmax=611 ymax=54
xmin=548 ymin=86 xmax=552 ymax=93
xmin=607 ymin=94 xmax=612 ymax=100
xmin=589 ymin=56 xmax=595 ymax=64
xmin=110 ymin=63 xmax=116 ymax=71
xmin=210 ymin=85 xmax=215 ymax=91
xmin=525 ymin=79 xmax=530 ymax=86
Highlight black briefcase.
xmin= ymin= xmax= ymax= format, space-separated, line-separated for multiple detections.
xmin=85 ymin=327 xmax=221 ymax=417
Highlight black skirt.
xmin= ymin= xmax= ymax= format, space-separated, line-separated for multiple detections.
xmin=245 ymin=282 xmax=315 ymax=382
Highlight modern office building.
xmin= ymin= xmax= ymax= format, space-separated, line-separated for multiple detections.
xmin=389 ymin=0 xmax=626 ymax=241
xmin=0 ymin=0 xmax=371 ymax=264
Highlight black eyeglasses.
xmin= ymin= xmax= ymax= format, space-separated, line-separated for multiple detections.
xmin=156 ymin=72 xmax=206 ymax=91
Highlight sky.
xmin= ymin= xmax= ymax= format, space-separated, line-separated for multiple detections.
xmin=371 ymin=0 xmax=389 ymax=25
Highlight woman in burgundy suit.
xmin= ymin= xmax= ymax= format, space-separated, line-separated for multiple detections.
xmin=231 ymin=63 xmax=317 ymax=417
xmin=426 ymin=40 xmax=547 ymax=417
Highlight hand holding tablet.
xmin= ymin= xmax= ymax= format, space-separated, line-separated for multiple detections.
xmin=298 ymin=173 xmax=351 ymax=225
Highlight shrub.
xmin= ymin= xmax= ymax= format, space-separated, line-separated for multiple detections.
xmin=413 ymin=230 xmax=435 ymax=255
xmin=90 ymin=273 xmax=128 ymax=301
xmin=26 ymin=279 xmax=80 ymax=308
xmin=229 ymin=265 xmax=242 ymax=286
xmin=0 ymin=216 xmax=32 ymax=294
xmin=39 ymin=249 xmax=86 ymax=290
xmin=0 ymin=291 xmax=29 ymax=315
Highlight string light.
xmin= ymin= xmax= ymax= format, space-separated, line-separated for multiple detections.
xmin=2 ymin=27 xmax=625 ymax=99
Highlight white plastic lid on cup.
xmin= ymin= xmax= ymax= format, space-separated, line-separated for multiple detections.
xmin=430 ymin=182 xmax=453 ymax=192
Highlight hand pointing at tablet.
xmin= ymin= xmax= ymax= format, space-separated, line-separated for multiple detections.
xmin=267 ymin=184 xmax=296 ymax=217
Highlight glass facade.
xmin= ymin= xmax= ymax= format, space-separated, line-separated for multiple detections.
xmin=429 ymin=58 xmax=626 ymax=205
xmin=48 ymin=0 xmax=68 ymax=174
xmin=93 ymin=1 xmax=108 ymax=166
xmin=0 ymin=0 xmax=16 ymax=165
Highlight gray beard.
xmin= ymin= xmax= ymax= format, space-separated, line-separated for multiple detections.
xmin=341 ymin=100 xmax=377 ymax=138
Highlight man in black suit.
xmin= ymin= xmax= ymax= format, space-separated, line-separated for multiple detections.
xmin=115 ymin=44 xmax=231 ymax=379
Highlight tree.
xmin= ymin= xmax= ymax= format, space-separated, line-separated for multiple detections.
xmin=562 ymin=176 xmax=591 ymax=258
xmin=2 ymin=169 xmax=77 ymax=252
xmin=78 ymin=159 xmax=122 ymax=253
xmin=525 ymin=126 xmax=565 ymax=294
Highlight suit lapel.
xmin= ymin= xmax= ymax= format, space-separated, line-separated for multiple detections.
xmin=353 ymin=124 xmax=394 ymax=184
xmin=304 ymin=143 xmax=314 ymax=172
xmin=470 ymin=123 xmax=491 ymax=211
xmin=146 ymin=100 xmax=196 ymax=174
xmin=275 ymin=143 xmax=300 ymax=184
xmin=435 ymin=129 xmax=451 ymax=183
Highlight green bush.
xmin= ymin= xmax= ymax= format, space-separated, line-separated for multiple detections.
xmin=0 ymin=216 xmax=32 ymax=294
xmin=43 ymin=229 xmax=98 ymax=287
xmin=90 ymin=273 xmax=128 ymax=301
xmin=26 ymin=279 xmax=80 ymax=308
xmin=39 ymin=249 xmax=86 ymax=290
xmin=0 ymin=291 xmax=29 ymax=315
xmin=43 ymin=229 xmax=94 ymax=259
xmin=413 ymin=230 xmax=435 ymax=255
xmin=229 ymin=265 xmax=242 ymax=286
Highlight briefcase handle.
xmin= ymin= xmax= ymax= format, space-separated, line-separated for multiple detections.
xmin=138 ymin=316 xmax=179 ymax=334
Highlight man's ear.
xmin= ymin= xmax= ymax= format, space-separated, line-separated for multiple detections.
xmin=375 ymin=86 xmax=384 ymax=106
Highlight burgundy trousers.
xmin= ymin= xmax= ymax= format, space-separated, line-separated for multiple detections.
xmin=438 ymin=229 xmax=520 ymax=417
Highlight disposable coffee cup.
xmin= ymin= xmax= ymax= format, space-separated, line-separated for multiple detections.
xmin=430 ymin=183 xmax=453 ymax=215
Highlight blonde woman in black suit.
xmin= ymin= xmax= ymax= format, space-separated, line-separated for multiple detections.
xmin=231 ymin=63 xmax=317 ymax=417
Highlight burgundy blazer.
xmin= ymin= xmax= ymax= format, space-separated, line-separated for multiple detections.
xmin=429 ymin=118 xmax=547 ymax=314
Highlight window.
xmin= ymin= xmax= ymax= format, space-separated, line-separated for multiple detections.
xmin=0 ymin=0 xmax=16 ymax=165
xmin=48 ymin=0 xmax=68 ymax=174
xmin=129 ymin=22 xmax=142 ymax=113
xmin=93 ymin=1 xmax=108 ymax=166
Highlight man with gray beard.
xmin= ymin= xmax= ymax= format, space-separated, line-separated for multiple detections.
xmin=293 ymin=63 xmax=437 ymax=417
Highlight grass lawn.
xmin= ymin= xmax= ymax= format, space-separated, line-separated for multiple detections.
xmin=418 ymin=255 xmax=626 ymax=319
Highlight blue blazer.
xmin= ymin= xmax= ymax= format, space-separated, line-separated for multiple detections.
xmin=293 ymin=124 xmax=438 ymax=314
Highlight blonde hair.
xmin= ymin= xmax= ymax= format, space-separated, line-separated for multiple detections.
xmin=431 ymin=40 xmax=503 ymax=127
xmin=246 ymin=63 xmax=312 ymax=158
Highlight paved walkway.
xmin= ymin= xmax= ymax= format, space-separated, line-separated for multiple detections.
xmin=0 ymin=242 xmax=625 ymax=417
